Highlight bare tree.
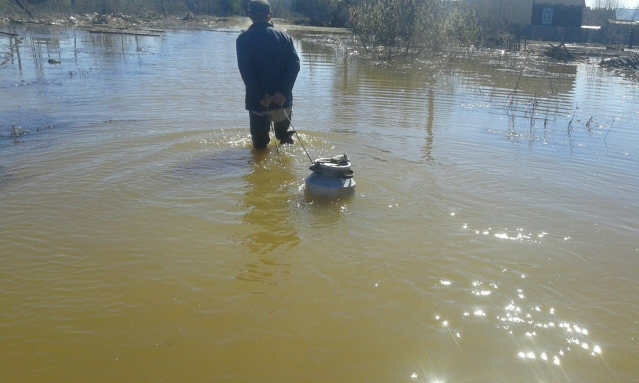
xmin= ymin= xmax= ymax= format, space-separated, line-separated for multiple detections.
xmin=13 ymin=0 xmax=34 ymax=17
xmin=591 ymin=0 xmax=624 ymax=10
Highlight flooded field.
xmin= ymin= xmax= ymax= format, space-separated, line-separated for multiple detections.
xmin=1 ymin=23 xmax=638 ymax=383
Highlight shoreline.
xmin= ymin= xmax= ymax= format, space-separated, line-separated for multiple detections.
xmin=2 ymin=13 xmax=637 ymax=70
xmin=0 ymin=13 xmax=350 ymax=34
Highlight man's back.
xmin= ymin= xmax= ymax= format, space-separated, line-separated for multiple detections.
xmin=236 ymin=21 xmax=300 ymax=112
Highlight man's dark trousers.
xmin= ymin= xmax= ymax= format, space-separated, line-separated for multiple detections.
xmin=249 ymin=112 xmax=292 ymax=149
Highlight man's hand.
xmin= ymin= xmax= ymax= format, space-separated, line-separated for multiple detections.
xmin=272 ymin=93 xmax=286 ymax=106
xmin=260 ymin=94 xmax=273 ymax=107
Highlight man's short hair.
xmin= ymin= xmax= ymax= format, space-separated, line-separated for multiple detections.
xmin=249 ymin=0 xmax=271 ymax=16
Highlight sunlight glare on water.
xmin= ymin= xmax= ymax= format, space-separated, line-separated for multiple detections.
xmin=1 ymin=25 xmax=638 ymax=383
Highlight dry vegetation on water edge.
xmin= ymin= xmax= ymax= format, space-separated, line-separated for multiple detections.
xmin=4 ymin=0 xmax=639 ymax=63
xmin=0 ymin=0 xmax=528 ymax=57
xmin=347 ymin=0 xmax=530 ymax=59
xmin=0 ymin=0 xmax=242 ymax=19
xmin=4 ymin=0 xmax=639 ymax=71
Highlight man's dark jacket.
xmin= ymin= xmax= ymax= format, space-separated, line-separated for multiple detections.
xmin=236 ymin=21 xmax=300 ymax=112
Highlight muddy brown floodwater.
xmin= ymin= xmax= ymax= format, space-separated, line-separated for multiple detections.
xmin=1 ymin=21 xmax=639 ymax=383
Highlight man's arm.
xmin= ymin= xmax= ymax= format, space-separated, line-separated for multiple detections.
xmin=236 ymin=36 xmax=265 ymax=102
xmin=276 ymin=37 xmax=300 ymax=98
xmin=236 ymin=37 xmax=252 ymax=85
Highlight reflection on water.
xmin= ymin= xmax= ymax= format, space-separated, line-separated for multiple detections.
xmin=1 ymin=25 xmax=639 ymax=383
xmin=423 ymin=88 xmax=435 ymax=162
xmin=435 ymin=275 xmax=605 ymax=368
xmin=236 ymin=148 xmax=299 ymax=284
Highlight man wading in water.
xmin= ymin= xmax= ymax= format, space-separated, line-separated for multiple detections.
xmin=236 ymin=0 xmax=301 ymax=149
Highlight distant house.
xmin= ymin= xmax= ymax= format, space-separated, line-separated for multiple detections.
xmin=530 ymin=0 xmax=586 ymax=41
xmin=582 ymin=7 xmax=615 ymax=27
xmin=581 ymin=7 xmax=639 ymax=46
xmin=616 ymin=8 xmax=639 ymax=22
xmin=610 ymin=20 xmax=639 ymax=44
xmin=606 ymin=10 xmax=639 ymax=47
xmin=463 ymin=0 xmax=534 ymax=26
xmin=465 ymin=0 xmax=586 ymax=41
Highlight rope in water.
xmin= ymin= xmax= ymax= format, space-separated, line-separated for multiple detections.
xmin=265 ymin=104 xmax=283 ymax=167
xmin=265 ymin=104 xmax=314 ymax=165
xmin=282 ymin=108 xmax=314 ymax=164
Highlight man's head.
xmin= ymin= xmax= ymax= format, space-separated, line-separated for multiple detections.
xmin=249 ymin=0 xmax=272 ymax=22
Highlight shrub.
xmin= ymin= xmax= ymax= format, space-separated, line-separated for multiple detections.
xmin=349 ymin=0 xmax=472 ymax=57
